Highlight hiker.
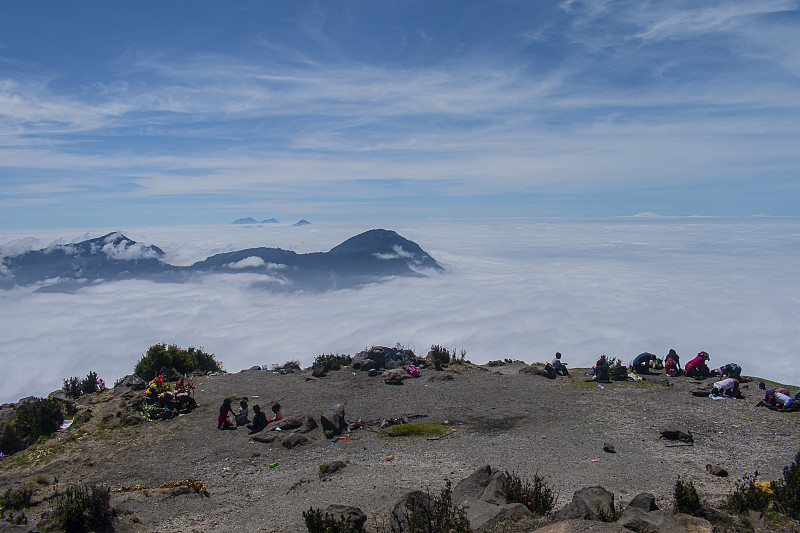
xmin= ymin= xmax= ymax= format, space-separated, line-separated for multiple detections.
xmin=268 ymin=403 xmax=283 ymax=424
xmin=246 ymin=405 xmax=268 ymax=434
xmin=235 ymin=399 xmax=249 ymax=426
xmin=711 ymin=378 xmax=742 ymax=398
xmin=631 ymin=352 xmax=656 ymax=375
xmin=664 ymin=349 xmax=682 ymax=377
xmin=685 ymin=351 xmax=711 ymax=378
xmin=551 ymin=352 xmax=570 ymax=376
xmin=594 ymin=355 xmax=611 ymax=383
xmin=759 ymin=388 xmax=794 ymax=410
xmin=217 ymin=398 xmax=236 ymax=430
xmin=716 ymin=363 xmax=743 ymax=381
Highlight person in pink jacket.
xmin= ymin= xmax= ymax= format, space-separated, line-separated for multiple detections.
xmin=685 ymin=351 xmax=711 ymax=378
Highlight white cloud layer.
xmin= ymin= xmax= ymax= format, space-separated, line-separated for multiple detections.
xmin=1 ymin=218 xmax=798 ymax=404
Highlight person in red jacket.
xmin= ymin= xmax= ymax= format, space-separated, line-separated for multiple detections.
xmin=685 ymin=351 xmax=711 ymax=378
xmin=217 ymin=398 xmax=236 ymax=430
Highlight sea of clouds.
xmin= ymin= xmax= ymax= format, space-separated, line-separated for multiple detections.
xmin=1 ymin=218 xmax=798 ymax=404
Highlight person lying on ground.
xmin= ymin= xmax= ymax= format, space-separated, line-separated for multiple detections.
xmin=757 ymin=388 xmax=794 ymax=410
xmin=246 ymin=405 xmax=268 ymax=434
xmin=710 ymin=378 xmax=742 ymax=398
xmin=715 ymin=363 xmax=743 ymax=381
xmin=631 ymin=352 xmax=657 ymax=375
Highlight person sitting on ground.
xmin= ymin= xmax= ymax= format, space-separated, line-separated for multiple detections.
xmin=664 ymin=349 xmax=682 ymax=377
xmin=710 ymin=378 xmax=742 ymax=398
xmin=551 ymin=352 xmax=570 ymax=376
xmin=268 ymin=403 xmax=283 ymax=424
xmin=593 ymin=355 xmax=611 ymax=383
xmin=217 ymin=398 xmax=236 ymax=430
xmin=631 ymin=352 xmax=657 ymax=375
xmin=685 ymin=351 xmax=711 ymax=378
xmin=235 ymin=399 xmax=249 ymax=426
xmin=246 ymin=405 xmax=268 ymax=434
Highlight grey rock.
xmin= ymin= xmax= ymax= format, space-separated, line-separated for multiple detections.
xmin=389 ymin=491 xmax=433 ymax=533
xmin=311 ymin=365 xmax=327 ymax=378
xmin=618 ymin=507 xmax=687 ymax=533
xmin=529 ymin=519 xmax=627 ymax=532
xmin=660 ymin=426 xmax=694 ymax=443
xmin=124 ymin=412 xmax=145 ymax=426
xmin=557 ymin=486 xmax=616 ymax=521
xmin=603 ymin=442 xmax=616 ymax=453
xmin=118 ymin=374 xmax=146 ymax=390
xmin=705 ymin=464 xmax=728 ymax=477
xmin=282 ymin=434 xmax=311 ymax=448
xmin=383 ymin=368 xmax=410 ymax=385
xmin=320 ymin=404 xmax=347 ymax=438
xmin=627 ymin=493 xmax=659 ymax=512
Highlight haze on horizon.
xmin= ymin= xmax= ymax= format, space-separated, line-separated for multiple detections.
xmin=1 ymin=218 xmax=799 ymax=405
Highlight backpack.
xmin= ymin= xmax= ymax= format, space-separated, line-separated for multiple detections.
xmin=405 ymin=364 xmax=421 ymax=378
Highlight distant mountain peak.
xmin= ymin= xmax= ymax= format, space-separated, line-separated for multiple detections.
xmin=261 ymin=218 xmax=279 ymax=223
xmin=232 ymin=217 xmax=259 ymax=224
xmin=293 ymin=219 xmax=310 ymax=226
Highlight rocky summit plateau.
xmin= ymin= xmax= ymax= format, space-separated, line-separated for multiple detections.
xmin=0 ymin=352 xmax=798 ymax=532
xmin=0 ymin=229 xmax=443 ymax=293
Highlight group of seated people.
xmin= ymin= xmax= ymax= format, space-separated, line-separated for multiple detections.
xmin=217 ymin=398 xmax=283 ymax=433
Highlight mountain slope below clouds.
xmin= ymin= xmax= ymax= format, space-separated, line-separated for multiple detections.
xmin=0 ymin=229 xmax=443 ymax=292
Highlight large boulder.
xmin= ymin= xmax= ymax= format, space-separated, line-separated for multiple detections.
xmin=389 ymin=491 xmax=434 ymax=533
xmin=320 ymin=404 xmax=347 ymax=438
xmin=452 ymin=465 xmax=532 ymax=532
xmin=274 ymin=415 xmax=318 ymax=434
xmin=618 ymin=506 xmax=687 ymax=533
xmin=383 ymin=368 xmax=410 ymax=385
xmin=557 ymin=486 xmax=616 ymax=521
xmin=352 ymin=346 xmax=416 ymax=371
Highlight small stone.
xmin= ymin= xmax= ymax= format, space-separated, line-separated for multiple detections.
xmin=603 ymin=442 xmax=616 ymax=453
xmin=705 ymin=464 xmax=729 ymax=477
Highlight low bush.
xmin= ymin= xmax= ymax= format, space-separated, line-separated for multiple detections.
xmin=502 ymin=470 xmax=556 ymax=516
xmin=303 ymin=508 xmax=362 ymax=532
xmin=0 ymin=486 xmax=32 ymax=510
xmin=51 ymin=484 xmax=112 ymax=533
xmin=313 ymin=354 xmax=353 ymax=372
xmin=63 ymin=371 xmax=106 ymax=398
xmin=674 ymin=477 xmax=704 ymax=517
xmin=391 ymin=480 xmax=470 ymax=533
xmin=773 ymin=449 xmax=800 ymax=519
xmin=726 ymin=472 xmax=771 ymax=514
xmin=134 ymin=344 xmax=222 ymax=381
xmin=429 ymin=345 xmax=451 ymax=371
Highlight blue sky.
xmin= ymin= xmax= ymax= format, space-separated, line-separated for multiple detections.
xmin=1 ymin=1 xmax=799 ymax=229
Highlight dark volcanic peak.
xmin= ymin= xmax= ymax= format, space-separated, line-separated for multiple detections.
xmin=232 ymin=217 xmax=258 ymax=224
xmin=329 ymin=229 xmax=443 ymax=271
xmin=261 ymin=218 xmax=279 ymax=223
xmin=1 ymin=229 xmax=442 ymax=292
xmin=293 ymin=219 xmax=310 ymax=226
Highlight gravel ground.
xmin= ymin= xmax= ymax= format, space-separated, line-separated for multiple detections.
xmin=1 ymin=362 xmax=798 ymax=532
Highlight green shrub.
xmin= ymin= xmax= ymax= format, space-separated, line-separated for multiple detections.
xmin=12 ymin=399 xmax=67 ymax=449
xmin=429 ymin=345 xmax=451 ymax=371
xmin=0 ymin=486 xmax=32 ymax=510
xmin=674 ymin=477 xmax=704 ymax=517
xmin=63 ymin=376 xmax=82 ymax=399
xmin=726 ymin=472 xmax=771 ymax=514
xmin=773 ymin=449 xmax=800 ymax=519
xmin=313 ymin=354 xmax=353 ymax=372
xmin=303 ymin=507 xmax=362 ymax=532
xmin=502 ymin=470 xmax=556 ymax=517
xmin=0 ymin=423 xmax=25 ymax=455
xmin=134 ymin=344 xmax=222 ymax=381
xmin=391 ymin=480 xmax=470 ymax=533
xmin=51 ymin=484 xmax=112 ymax=533
xmin=80 ymin=371 xmax=106 ymax=394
